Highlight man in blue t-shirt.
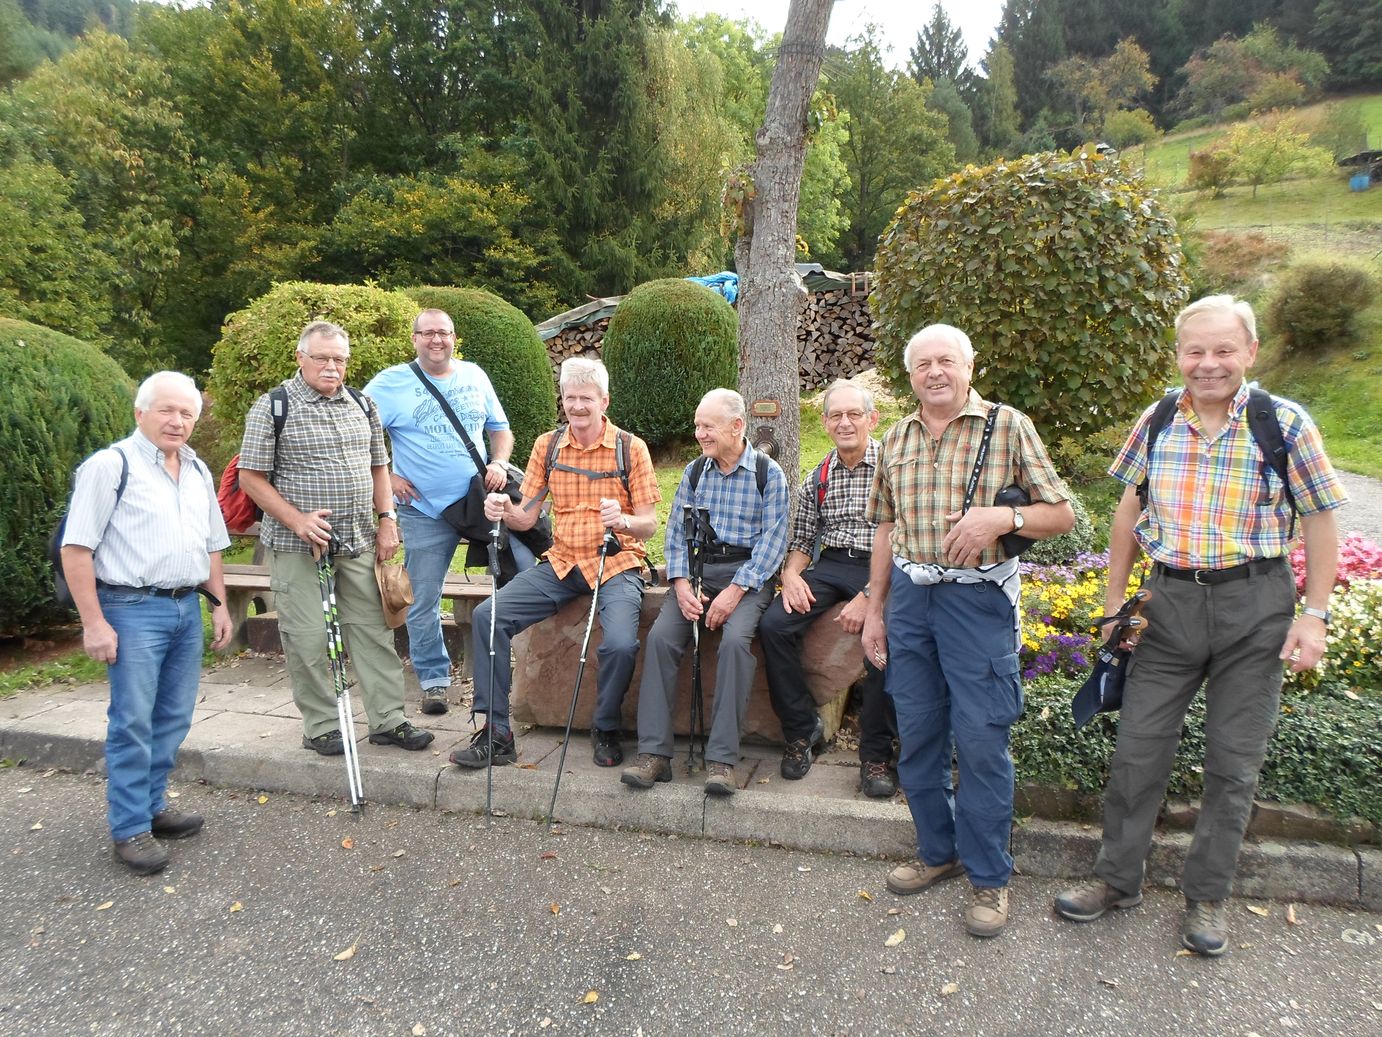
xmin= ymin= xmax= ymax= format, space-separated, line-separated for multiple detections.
xmin=364 ymin=308 xmax=534 ymax=714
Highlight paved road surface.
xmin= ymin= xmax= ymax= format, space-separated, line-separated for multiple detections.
xmin=1 ymin=769 xmax=1378 ymax=1037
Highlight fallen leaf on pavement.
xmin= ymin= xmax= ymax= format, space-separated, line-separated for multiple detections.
xmin=29 ymin=821 xmax=42 ymax=831
xmin=887 ymin=908 xmax=902 ymax=916
xmin=326 ymin=809 xmax=338 ymax=818
xmin=1286 ymin=904 xmax=1299 ymax=925
xmin=884 ymin=929 xmax=905 ymax=947
xmin=550 ymin=903 xmax=560 ymax=915
xmin=17 ymin=786 xmax=33 ymax=793
xmin=1175 ymin=949 xmax=1195 ymax=957
xmin=880 ymin=966 xmax=896 ymax=975
xmin=166 ymin=791 xmax=179 ymax=799
xmin=516 ymin=763 xmax=538 ymax=770
xmin=334 ymin=943 xmax=357 ymax=961
xmin=772 ymin=924 xmax=784 ymax=934
xmin=1098 ymin=977 xmax=1118 ymax=989
xmin=257 ymin=795 xmax=268 ymax=805
xmin=341 ymin=838 xmax=354 ymax=850
xmin=858 ymin=890 xmax=873 ymax=902
xmin=581 ymin=991 xmax=599 ymax=1005
xmin=540 ymin=1019 xmax=552 ymax=1029
xmin=1245 ymin=904 xmax=1269 ymax=917
xmin=940 ymin=982 xmax=958 ymax=996
xmin=626 ymin=952 xmax=642 ymax=960
xmin=411 ymin=1025 xmax=426 ymax=1036
xmin=392 ymin=849 xmax=406 ymax=858
xmin=95 ymin=901 xmax=113 ymax=912
xmin=540 ymin=851 xmax=558 ymax=861
xmin=229 ymin=902 xmax=243 ymax=913
xmin=448 ymin=879 xmax=462 ymax=888
xmin=797 ymin=866 xmax=812 ymax=873
xmin=368 ymin=865 xmax=385 ymax=873
xmin=163 ymin=886 xmax=175 ymax=894
xmin=726 ymin=918 xmax=738 ymax=927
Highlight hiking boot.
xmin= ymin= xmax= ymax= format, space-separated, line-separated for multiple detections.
xmin=886 ymin=857 xmax=965 ymax=896
xmin=112 ymin=832 xmax=168 ymax=876
xmin=151 ymin=808 xmax=204 ymax=840
xmin=1053 ymin=880 xmax=1143 ymax=922
xmin=859 ymin=760 xmax=898 ymax=798
xmin=780 ymin=716 xmax=825 ymax=780
xmin=592 ymin=729 xmax=624 ymax=768
xmin=368 ymin=721 xmax=435 ymax=751
xmin=419 ymin=687 xmax=450 ymax=716
xmin=704 ymin=762 xmax=737 ymax=797
xmin=1182 ymin=899 xmax=1230 ymax=957
xmin=449 ymin=725 xmax=517 ymax=768
xmin=302 ymin=730 xmax=345 ymax=756
xmin=965 ymin=885 xmax=1010 ymax=937
xmin=620 ymin=753 xmax=672 ymax=789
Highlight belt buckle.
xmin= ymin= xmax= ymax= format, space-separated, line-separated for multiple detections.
xmin=1193 ymin=568 xmax=1212 ymax=585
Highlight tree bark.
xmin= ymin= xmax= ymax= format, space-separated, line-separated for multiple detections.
xmin=735 ymin=0 xmax=834 ymax=485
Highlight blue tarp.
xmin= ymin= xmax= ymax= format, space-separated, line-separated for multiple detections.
xmin=686 ymin=271 xmax=739 ymax=304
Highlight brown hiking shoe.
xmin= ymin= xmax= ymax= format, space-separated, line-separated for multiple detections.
xmin=704 ymin=761 xmax=737 ymax=796
xmin=113 ymin=832 xmax=168 ymax=876
xmin=150 ymin=807 xmax=204 ymax=840
xmin=1054 ymin=880 xmax=1143 ymax=922
xmin=965 ymin=885 xmax=1009 ymax=937
xmin=620 ymin=753 xmax=672 ymax=789
xmin=1182 ymin=899 xmax=1229 ymax=957
xmin=886 ymin=857 xmax=965 ymax=895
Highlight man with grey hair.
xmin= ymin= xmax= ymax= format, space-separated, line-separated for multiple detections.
xmin=364 ymin=308 xmax=526 ymax=716
xmin=759 ymin=379 xmax=897 ymax=792
xmin=863 ymin=323 xmax=1074 ymax=937
xmin=239 ymin=321 xmax=434 ymax=758
xmin=1055 ymin=294 xmax=1347 ymax=955
xmin=623 ymin=388 xmax=790 ymax=796
xmin=453 ymin=357 xmax=661 ymax=769
xmin=61 ymin=371 xmax=233 ymax=874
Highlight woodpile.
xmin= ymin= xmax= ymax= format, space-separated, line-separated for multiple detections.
xmin=541 ymin=286 xmax=877 ymax=390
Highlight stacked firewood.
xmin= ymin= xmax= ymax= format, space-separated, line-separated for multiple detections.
xmin=545 ymin=317 xmax=610 ymax=370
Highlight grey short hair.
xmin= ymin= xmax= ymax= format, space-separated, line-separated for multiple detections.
xmin=1175 ymin=294 xmax=1257 ymax=343
xmin=297 ymin=321 xmax=350 ymax=355
xmin=412 ymin=308 xmax=454 ymax=334
xmin=700 ymin=387 xmax=746 ymax=423
xmin=903 ymin=324 xmax=974 ymax=370
xmin=560 ymin=357 xmax=609 ymax=396
xmin=135 ymin=371 xmax=203 ymax=419
xmin=821 ymin=378 xmax=875 ymax=417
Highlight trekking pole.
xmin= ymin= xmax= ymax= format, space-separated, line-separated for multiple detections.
xmin=316 ymin=540 xmax=364 ymax=815
xmin=546 ymin=527 xmax=622 ymax=829
xmin=484 ymin=520 xmax=502 ymax=826
xmin=684 ymin=505 xmax=707 ymax=774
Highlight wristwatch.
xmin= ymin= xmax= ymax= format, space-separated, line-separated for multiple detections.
xmin=377 ymin=510 xmax=398 ymax=522
xmin=862 ymin=584 xmax=871 ymax=599
xmin=621 ymin=515 xmax=631 ymax=531
xmin=1300 ymin=606 xmax=1330 ymax=625
xmin=1011 ymin=507 xmax=1025 ymax=532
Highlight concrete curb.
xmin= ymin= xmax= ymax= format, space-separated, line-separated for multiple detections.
xmin=1 ymin=683 xmax=1373 ymax=909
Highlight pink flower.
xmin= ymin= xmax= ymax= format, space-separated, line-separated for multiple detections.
xmin=1290 ymin=532 xmax=1382 ymax=593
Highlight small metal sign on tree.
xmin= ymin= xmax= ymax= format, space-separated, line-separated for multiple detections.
xmin=732 ymin=0 xmax=835 ymax=483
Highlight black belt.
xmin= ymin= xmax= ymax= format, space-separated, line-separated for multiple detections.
xmin=1156 ymin=558 xmax=1284 ymax=586
xmin=701 ymin=544 xmax=752 ymax=563
xmin=98 ymin=581 xmax=222 ymax=607
xmin=820 ymin=546 xmax=871 ymax=565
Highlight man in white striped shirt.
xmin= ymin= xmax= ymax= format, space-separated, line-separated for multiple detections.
xmin=61 ymin=372 xmax=232 ymax=876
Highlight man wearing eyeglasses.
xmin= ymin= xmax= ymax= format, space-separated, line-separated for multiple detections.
xmin=238 ymin=321 xmax=434 ymax=758
xmin=758 ymin=379 xmax=898 ymax=796
xmin=364 ymin=309 xmax=524 ymax=716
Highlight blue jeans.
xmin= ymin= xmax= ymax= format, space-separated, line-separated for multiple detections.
xmin=99 ymin=588 xmax=205 ymax=841
xmin=473 ymin=563 xmax=645 ymax=735
xmin=399 ymin=504 xmax=535 ymax=688
xmin=884 ymin=569 xmax=1023 ymax=888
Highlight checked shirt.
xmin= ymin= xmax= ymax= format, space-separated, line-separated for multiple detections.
xmin=1110 ymin=382 xmax=1347 ymax=570
xmin=787 ymin=439 xmax=881 ymax=557
xmin=866 ymin=389 xmax=1070 ymax=567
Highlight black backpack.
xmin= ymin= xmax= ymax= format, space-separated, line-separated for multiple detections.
xmin=50 ymin=448 xmax=129 ymax=610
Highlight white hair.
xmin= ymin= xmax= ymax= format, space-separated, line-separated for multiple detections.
xmin=297 ymin=320 xmax=350 ymax=355
xmin=135 ymin=371 xmax=203 ymax=419
xmin=1175 ymin=294 xmax=1257 ymax=343
xmin=700 ymin=387 xmax=746 ymax=422
xmin=560 ymin=357 xmax=609 ymax=396
xmin=903 ymin=324 xmax=974 ymax=370
xmin=820 ymin=378 xmax=875 ymax=417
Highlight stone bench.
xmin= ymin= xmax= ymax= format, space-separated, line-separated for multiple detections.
xmin=509 ymin=584 xmax=866 ymax=745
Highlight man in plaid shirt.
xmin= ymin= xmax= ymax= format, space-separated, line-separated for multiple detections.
xmin=455 ymin=358 xmax=661 ymax=770
xmin=238 ymin=322 xmax=433 ymax=757
xmin=758 ymin=379 xmax=898 ymax=795
xmin=1055 ymin=295 xmax=1347 ymax=956
xmin=862 ymin=324 xmax=1074 ymax=939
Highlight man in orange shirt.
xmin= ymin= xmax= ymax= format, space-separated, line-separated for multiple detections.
xmin=451 ymin=358 xmax=661 ymax=769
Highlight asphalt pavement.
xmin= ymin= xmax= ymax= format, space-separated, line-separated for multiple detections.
xmin=1 ymin=769 xmax=1379 ymax=1037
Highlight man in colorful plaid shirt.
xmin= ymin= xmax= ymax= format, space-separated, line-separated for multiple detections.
xmin=1055 ymin=294 xmax=1348 ymax=956
xmin=454 ymin=358 xmax=661 ymax=770
xmin=862 ymin=324 xmax=1074 ymax=939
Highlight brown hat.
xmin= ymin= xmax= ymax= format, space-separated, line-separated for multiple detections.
xmin=375 ymin=559 xmax=414 ymax=629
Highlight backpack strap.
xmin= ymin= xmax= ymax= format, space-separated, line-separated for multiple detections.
xmin=1135 ymin=390 xmax=1182 ymax=513
xmin=688 ymin=448 xmax=770 ymax=498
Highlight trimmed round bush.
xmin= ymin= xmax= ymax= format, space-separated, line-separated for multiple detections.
xmin=208 ymin=282 xmax=417 ymax=444
xmin=603 ymin=279 xmax=739 ymax=447
xmin=0 ymin=318 xmax=133 ymax=634
xmin=872 ymin=151 xmax=1190 ymax=443
xmin=1022 ymin=492 xmax=1096 ymax=566
xmin=405 ymin=286 xmax=557 ymax=466
xmin=1266 ymin=261 xmax=1377 ymax=354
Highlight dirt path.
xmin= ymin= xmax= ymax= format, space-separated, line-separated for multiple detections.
xmin=1337 ymin=470 xmax=1382 ymax=542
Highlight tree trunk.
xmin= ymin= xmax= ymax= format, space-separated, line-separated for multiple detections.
xmin=735 ymin=0 xmax=834 ymax=485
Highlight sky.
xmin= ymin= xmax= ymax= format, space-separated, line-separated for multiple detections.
xmin=668 ymin=0 xmax=1007 ymax=69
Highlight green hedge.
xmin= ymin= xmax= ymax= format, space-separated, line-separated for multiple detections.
xmin=0 ymin=318 xmax=133 ymax=634
xmin=1015 ymin=679 xmax=1382 ymax=829
xmin=207 ymin=282 xmax=417 ymax=443
xmin=603 ymin=279 xmax=738 ymax=447
xmin=1022 ymin=492 xmax=1096 ymax=565
xmin=405 ymin=286 xmax=557 ymax=466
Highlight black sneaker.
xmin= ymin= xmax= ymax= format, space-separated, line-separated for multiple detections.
xmin=368 ymin=721 xmax=435 ymax=751
xmin=859 ymin=760 xmax=898 ymax=798
xmin=302 ymin=730 xmax=345 ymax=756
xmin=449 ymin=725 xmax=517 ymax=768
xmin=780 ymin=716 xmax=825 ymax=780
xmin=113 ymin=832 xmax=168 ymax=875
xmin=592 ymin=729 xmax=624 ymax=767
xmin=151 ymin=807 xmax=204 ymax=840
xmin=419 ymin=687 xmax=450 ymax=716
